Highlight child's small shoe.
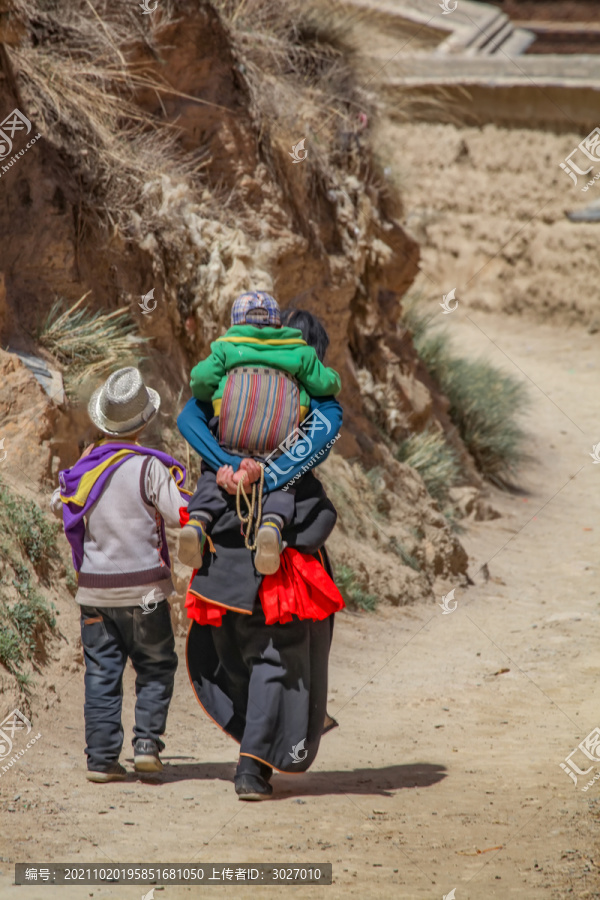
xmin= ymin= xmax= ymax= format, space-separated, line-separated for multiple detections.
xmin=254 ymin=519 xmax=283 ymax=575
xmin=178 ymin=520 xmax=207 ymax=568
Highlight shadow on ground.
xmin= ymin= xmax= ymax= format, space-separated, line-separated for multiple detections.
xmin=125 ymin=760 xmax=447 ymax=798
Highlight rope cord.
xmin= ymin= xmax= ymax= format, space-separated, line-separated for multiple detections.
xmin=235 ymin=464 xmax=265 ymax=551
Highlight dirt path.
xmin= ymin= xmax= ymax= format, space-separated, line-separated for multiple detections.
xmin=0 ymin=310 xmax=599 ymax=899
xmin=2 ymin=7 xmax=600 ymax=896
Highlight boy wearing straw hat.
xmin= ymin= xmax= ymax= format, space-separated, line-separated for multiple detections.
xmin=51 ymin=367 xmax=190 ymax=783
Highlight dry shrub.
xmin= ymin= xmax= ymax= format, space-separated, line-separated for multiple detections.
xmin=7 ymin=0 xmax=196 ymax=231
xmin=404 ymin=300 xmax=530 ymax=488
xmin=396 ymin=428 xmax=461 ymax=506
xmin=39 ymin=294 xmax=147 ymax=388
xmin=2 ymin=0 xmax=403 ymax=335
xmin=212 ymin=0 xmax=395 ymax=220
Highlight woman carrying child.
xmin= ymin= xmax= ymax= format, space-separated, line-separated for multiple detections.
xmin=178 ymin=303 xmax=344 ymax=800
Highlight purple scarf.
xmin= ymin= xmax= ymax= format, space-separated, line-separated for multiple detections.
xmin=58 ymin=442 xmax=188 ymax=572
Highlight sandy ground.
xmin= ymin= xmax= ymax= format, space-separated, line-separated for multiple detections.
xmin=1 ymin=310 xmax=600 ymax=899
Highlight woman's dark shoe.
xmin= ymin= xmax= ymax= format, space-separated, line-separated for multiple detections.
xmin=235 ymin=755 xmax=274 ymax=798
xmin=323 ymin=713 xmax=339 ymax=735
xmin=259 ymin=762 xmax=273 ymax=783
xmin=234 ymin=773 xmax=273 ymax=800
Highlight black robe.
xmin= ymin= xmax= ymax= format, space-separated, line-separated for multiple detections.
xmin=185 ymin=472 xmax=337 ymax=772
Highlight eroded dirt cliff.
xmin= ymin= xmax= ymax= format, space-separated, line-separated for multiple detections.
xmin=0 ymin=0 xmax=472 ymax=651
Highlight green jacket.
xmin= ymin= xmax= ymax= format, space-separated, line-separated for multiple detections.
xmin=190 ymin=325 xmax=341 ymax=413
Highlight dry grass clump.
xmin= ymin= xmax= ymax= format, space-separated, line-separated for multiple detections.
xmin=212 ymin=0 xmax=381 ymax=198
xmin=4 ymin=0 xmax=254 ymax=340
xmin=7 ymin=0 xmax=374 ymax=237
xmin=396 ymin=428 xmax=461 ymax=506
xmin=4 ymin=0 xmax=379 ymax=337
xmin=6 ymin=0 xmax=195 ymax=230
xmin=214 ymin=0 xmax=363 ymax=116
xmin=3 ymin=0 xmax=392 ymax=334
xmin=403 ymin=301 xmax=530 ymax=488
xmin=39 ymin=294 xmax=146 ymax=388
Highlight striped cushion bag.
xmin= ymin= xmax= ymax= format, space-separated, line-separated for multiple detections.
xmin=218 ymin=366 xmax=300 ymax=456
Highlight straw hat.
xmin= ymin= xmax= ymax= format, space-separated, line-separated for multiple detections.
xmin=88 ymin=367 xmax=160 ymax=436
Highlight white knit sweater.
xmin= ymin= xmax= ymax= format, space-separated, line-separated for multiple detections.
xmin=52 ymin=455 xmax=187 ymax=608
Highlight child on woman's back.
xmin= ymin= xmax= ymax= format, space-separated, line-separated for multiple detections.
xmin=179 ymin=291 xmax=341 ymax=574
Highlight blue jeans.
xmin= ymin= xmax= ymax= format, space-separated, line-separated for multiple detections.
xmin=80 ymin=602 xmax=178 ymax=770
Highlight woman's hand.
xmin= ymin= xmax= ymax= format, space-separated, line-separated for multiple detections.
xmin=216 ymin=465 xmax=236 ymax=494
xmin=239 ymin=458 xmax=262 ymax=483
xmin=216 ymin=460 xmax=262 ymax=495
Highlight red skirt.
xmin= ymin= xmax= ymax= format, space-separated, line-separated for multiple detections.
xmin=185 ymin=548 xmax=345 ymax=626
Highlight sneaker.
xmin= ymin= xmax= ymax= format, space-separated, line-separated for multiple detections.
xmin=178 ymin=521 xmax=206 ymax=568
xmin=86 ymin=762 xmax=127 ymax=783
xmin=254 ymin=521 xmax=283 ymax=575
xmin=234 ymin=773 xmax=273 ymax=800
xmin=133 ymin=738 xmax=163 ymax=774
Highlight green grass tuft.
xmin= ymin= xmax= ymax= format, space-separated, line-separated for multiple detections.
xmin=0 ymin=482 xmax=60 ymax=580
xmin=388 ymin=537 xmax=421 ymax=571
xmin=0 ymin=481 xmax=58 ymax=685
xmin=335 ymin=564 xmax=378 ymax=612
xmin=396 ymin=428 xmax=461 ymax=506
xmin=16 ymin=672 xmax=35 ymax=690
xmin=65 ymin=568 xmax=78 ymax=598
xmin=404 ymin=302 xmax=529 ymax=487
xmin=0 ymin=565 xmax=56 ymax=680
